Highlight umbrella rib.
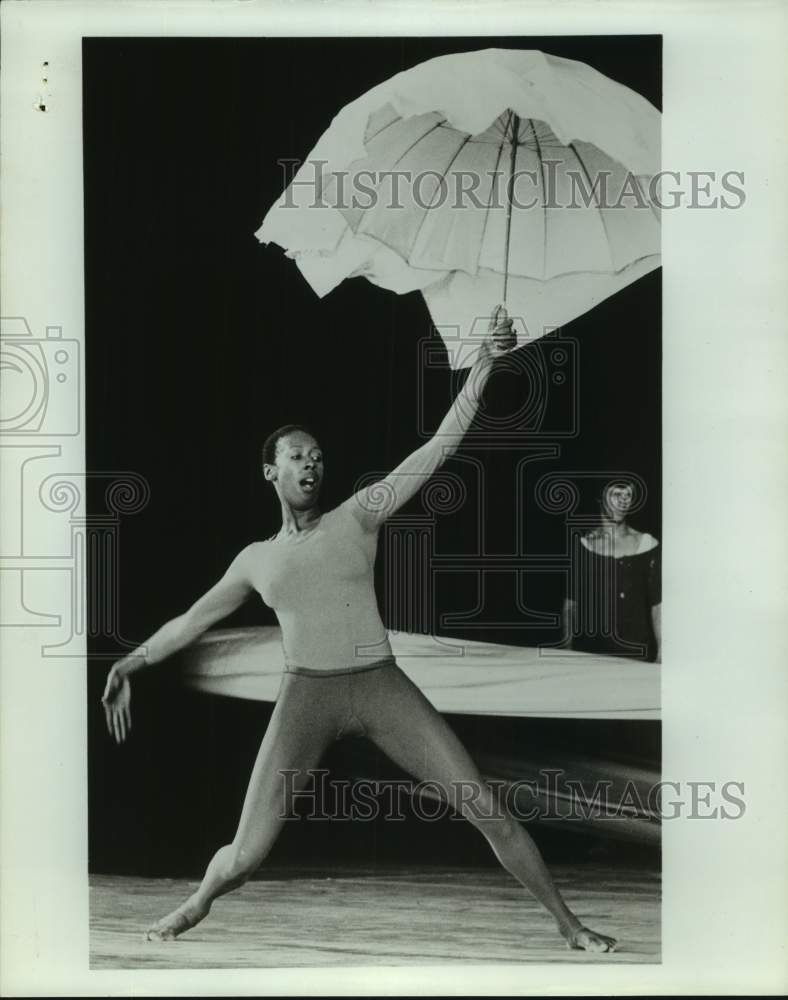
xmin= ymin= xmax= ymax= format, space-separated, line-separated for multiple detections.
xmin=569 ymin=141 xmax=616 ymax=271
xmin=364 ymin=112 xmax=404 ymax=144
xmin=503 ymin=111 xmax=520 ymax=302
xmin=406 ymin=134 xmax=472 ymax=263
xmin=353 ymin=117 xmax=447 ymax=238
xmin=473 ymin=139 xmax=506 ymax=278
xmin=386 ymin=117 xmax=447 ymax=173
xmin=529 ymin=118 xmax=548 ymax=281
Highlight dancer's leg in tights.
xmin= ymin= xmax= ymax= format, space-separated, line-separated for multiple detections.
xmin=146 ymin=673 xmax=336 ymax=940
xmin=147 ymin=664 xmax=616 ymax=951
xmin=358 ymin=665 xmax=617 ymax=953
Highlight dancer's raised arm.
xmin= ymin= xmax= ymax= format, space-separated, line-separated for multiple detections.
xmin=347 ymin=306 xmax=515 ymax=531
xmin=101 ymin=545 xmax=258 ymax=743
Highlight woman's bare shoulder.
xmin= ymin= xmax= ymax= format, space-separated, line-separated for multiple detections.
xmin=636 ymin=532 xmax=660 ymax=554
xmin=580 ymin=529 xmax=605 ymax=551
xmin=581 ymin=529 xmax=659 ymax=556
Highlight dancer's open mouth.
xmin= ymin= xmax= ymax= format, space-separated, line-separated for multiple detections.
xmin=299 ymin=476 xmax=318 ymax=494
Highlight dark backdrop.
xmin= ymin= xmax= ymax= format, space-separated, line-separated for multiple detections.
xmin=85 ymin=36 xmax=661 ymax=875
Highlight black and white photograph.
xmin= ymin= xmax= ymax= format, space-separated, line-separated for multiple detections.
xmin=84 ymin=33 xmax=662 ymax=967
xmin=0 ymin=1 xmax=786 ymax=996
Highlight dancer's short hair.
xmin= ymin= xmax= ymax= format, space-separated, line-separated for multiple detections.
xmin=262 ymin=424 xmax=316 ymax=467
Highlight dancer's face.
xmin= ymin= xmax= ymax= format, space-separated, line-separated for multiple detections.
xmin=265 ymin=431 xmax=324 ymax=510
xmin=601 ymin=483 xmax=634 ymax=523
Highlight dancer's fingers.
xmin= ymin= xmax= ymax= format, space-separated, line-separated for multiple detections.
xmin=493 ymin=318 xmax=514 ymax=337
xmin=118 ymin=709 xmax=126 ymax=743
xmin=492 ymin=318 xmax=516 ymax=352
xmin=123 ymin=702 xmax=132 ymax=733
xmin=112 ymin=710 xmax=122 ymax=745
xmin=103 ymin=703 xmax=113 ymax=737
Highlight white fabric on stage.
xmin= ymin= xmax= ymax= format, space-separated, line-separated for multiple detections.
xmin=180 ymin=627 xmax=660 ymax=720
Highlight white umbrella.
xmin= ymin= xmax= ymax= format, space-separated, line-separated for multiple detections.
xmin=257 ymin=48 xmax=660 ymax=367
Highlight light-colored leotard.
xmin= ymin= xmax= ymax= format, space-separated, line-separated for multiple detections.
xmin=247 ymin=502 xmax=391 ymax=672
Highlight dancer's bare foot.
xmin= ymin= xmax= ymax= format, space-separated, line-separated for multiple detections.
xmin=565 ymin=925 xmax=618 ymax=953
xmin=145 ymin=895 xmax=209 ymax=941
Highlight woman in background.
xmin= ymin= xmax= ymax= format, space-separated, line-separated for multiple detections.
xmin=562 ymin=480 xmax=661 ymax=663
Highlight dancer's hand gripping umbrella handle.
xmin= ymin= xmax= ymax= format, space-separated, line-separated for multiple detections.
xmin=483 ymin=304 xmax=517 ymax=360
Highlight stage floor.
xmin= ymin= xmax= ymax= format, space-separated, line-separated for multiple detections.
xmin=90 ymin=864 xmax=660 ymax=968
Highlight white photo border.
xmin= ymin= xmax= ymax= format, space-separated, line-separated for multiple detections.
xmin=1 ymin=0 xmax=787 ymax=995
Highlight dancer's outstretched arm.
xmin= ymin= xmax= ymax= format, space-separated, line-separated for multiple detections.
xmin=348 ymin=306 xmax=515 ymax=530
xmin=101 ymin=545 xmax=257 ymax=743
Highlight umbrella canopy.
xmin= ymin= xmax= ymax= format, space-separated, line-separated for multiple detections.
xmin=257 ymin=48 xmax=661 ymax=367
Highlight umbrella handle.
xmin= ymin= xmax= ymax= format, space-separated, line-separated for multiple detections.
xmin=502 ymin=111 xmax=521 ymax=307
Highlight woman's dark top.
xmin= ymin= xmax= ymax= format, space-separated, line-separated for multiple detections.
xmin=569 ymin=532 xmax=661 ymax=663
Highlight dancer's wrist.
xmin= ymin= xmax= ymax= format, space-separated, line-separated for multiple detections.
xmin=117 ymin=652 xmax=148 ymax=677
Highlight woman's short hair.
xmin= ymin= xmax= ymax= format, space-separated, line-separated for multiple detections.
xmin=262 ymin=424 xmax=316 ymax=467
xmin=598 ymin=478 xmax=637 ymax=502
